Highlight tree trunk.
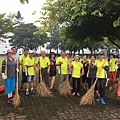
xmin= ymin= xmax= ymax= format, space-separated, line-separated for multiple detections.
xmin=91 ymin=46 xmax=94 ymax=54
xmin=82 ymin=49 xmax=84 ymax=55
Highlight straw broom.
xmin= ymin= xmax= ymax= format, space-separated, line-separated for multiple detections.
xmin=58 ymin=75 xmax=71 ymax=96
xmin=36 ymin=69 xmax=52 ymax=97
xmin=80 ymin=60 xmax=106 ymax=105
xmin=12 ymin=60 xmax=20 ymax=107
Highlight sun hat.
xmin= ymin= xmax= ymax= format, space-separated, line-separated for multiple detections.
xmin=6 ymin=49 xmax=13 ymax=54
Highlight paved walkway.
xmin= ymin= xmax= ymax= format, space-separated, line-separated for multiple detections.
xmin=0 ymin=89 xmax=120 ymax=120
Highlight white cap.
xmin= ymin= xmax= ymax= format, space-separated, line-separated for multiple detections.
xmin=29 ymin=50 xmax=34 ymax=54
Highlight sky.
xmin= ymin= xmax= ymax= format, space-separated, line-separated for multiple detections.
xmin=0 ymin=0 xmax=46 ymax=24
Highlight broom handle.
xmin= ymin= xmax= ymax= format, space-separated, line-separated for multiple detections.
xmin=16 ymin=60 xmax=19 ymax=91
xmin=39 ymin=68 xmax=43 ymax=82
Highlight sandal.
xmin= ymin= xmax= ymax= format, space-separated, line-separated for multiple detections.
xmin=77 ymin=93 xmax=80 ymax=97
xmin=72 ymin=92 xmax=76 ymax=96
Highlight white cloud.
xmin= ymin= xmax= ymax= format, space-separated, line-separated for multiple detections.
xmin=0 ymin=0 xmax=46 ymax=24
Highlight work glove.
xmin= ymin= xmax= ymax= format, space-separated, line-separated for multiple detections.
xmin=2 ymin=73 xmax=7 ymax=80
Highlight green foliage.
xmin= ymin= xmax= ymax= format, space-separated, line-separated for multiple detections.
xmin=0 ymin=13 xmax=18 ymax=42
xmin=9 ymin=23 xmax=47 ymax=50
xmin=20 ymin=0 xmax=29 ymax=4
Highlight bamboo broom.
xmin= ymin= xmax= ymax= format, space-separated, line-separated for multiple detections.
xmin=80 ymin=60 xmax=106 ymax=105
xmin=36 ymin=69 xmax=52 ymax=97
xmin=12 ymin=60 xmax=20 ymax=107
xmin=58 ymin=75 xmax=71 ymax=96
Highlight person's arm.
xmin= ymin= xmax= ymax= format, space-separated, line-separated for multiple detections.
xmin=47 ymin=59 xmax=50 ymax=73
xmin=1 ymin=59 xmax=7 ymax=79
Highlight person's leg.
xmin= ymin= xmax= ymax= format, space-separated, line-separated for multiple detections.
xmin=82 ymin=75 xmax=86 ymax=89
xmin=50 ymin=76 xmax=55 ymax=89
xmin=87 ymin=78 xmax=91 ymax=89
xmin=96 ymin=78 xmax=101 ymax=101
xmin=4 ymin=78 xmax=12 ymax=103
xmin=68 ymin=74 xmax=72 ymax=81
xmin=10 ymin=77 xmax=16 ymax=94
xmin=26 ymin=76 xmax=31 ymax=95
xmin=44 ymin=68 xmax=49 ymax=87
xmin=21 ymin=72 xmax=25 ymax=88
xmin=77 ymin=78 xmax=80 ymax=95
xmin=100 ymin=78 xmax=107 ymax=104
xmin=100 ymin=78 xmax=107 ymax=99
xmin=72 ymin=77 xmax=76 ymax=95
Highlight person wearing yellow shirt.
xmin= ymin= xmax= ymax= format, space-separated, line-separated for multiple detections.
xmin=25 ymin=50 xmax=36 ymax=95
xmin=108 ymin=53 xmax=118 ymax=79
xmin=19 ymin=48 xmax=29 ymax=91
xmin=36 ymin=50 xmax=50 ymax=87
xmin=96 ymin=51 xmax=109 ymax=105
xmin=71 ymin=55 xmax=83 ymax=96
xmin=56 ymin=51 xmax=68 ymax=84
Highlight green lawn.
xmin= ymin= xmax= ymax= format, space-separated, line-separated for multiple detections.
xmin=0 ymin=56 xmax=5 ymax=69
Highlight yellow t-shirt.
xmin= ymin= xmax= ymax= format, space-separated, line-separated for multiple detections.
xmin=25 ymin=57 xmax=35 ymax=75
xmin=71 ymin=61 xmax=83 ymax=78
xmin=56 ymin=57 xmax=68 ymax=74
xmin=37 ymin=56 xmax=50 ymax=68
xmin=109 ymin=58 xmax=118 ymax=72
xmin=96 ymin=59 xmax=109 ymax=78
xmin=20 ymin=54 xmax=28 ymax=72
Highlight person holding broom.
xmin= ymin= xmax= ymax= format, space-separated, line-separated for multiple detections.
xmin=87 ymin=55 xmax=97 ymax=90
xmin=25 ymin=50 xmax=36 ymax=96
xmin=108 ymin=53 xmax=118 ymax=91
xmin=81 ymin=55 xmax=89 ymax=90
xmin=71 ymin=55 xmax=83 ymax=96
xmin=19 ymin=48 xmax=29 ymax=91
xmin=36 ymin=50 xmax=50 ymax=87
xmin=96 ymin=51 xmax=109 ymax=105
xmin=1 ymin=49 xmax=18 ymax=104
xmin=56 ymin=51 xmax=68 ymax=85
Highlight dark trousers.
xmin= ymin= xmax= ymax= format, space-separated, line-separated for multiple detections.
xmin=41 ymin=68 xmax=49 ymax=87
xmin=82 ymin=74 xmax=87 ymax=83
xmin=97 ymin=78 xmax=107 ymax=99
xmin=72 ymin=77 xmax=80 ymax=93
xmin=87 ymin=78 xmax=97 ymax=90
xmin=68 ymin=74 xmax=72 ymax=81
xmin=22 ymin=72 xmax=27 ymax=83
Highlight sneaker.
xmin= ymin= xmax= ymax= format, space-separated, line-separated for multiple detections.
xmin=10 ymin=96 xmax=13 ymax=101
xmin=8 ymin=98 xmax=11 ymax=104
xmin=26 ymin=91 xmax=29 ymax=96
xmin=101 ymin=99 xmax=106 ymax=105
xmin=96 ymin=97 xmax=101 ymax=102
xmin=31 ymin=89 xmax=35 ymax=95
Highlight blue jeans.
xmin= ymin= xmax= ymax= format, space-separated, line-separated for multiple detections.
xmin=4 ymin=77 xmax=16 ymax=94
xmin=97 ymin=78 xmax=107 ymax=99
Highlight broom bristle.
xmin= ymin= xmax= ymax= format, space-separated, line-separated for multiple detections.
xmin=80 ymin=81 xmax=96 ymax=105
xmin=58 ymin=79 xmax=71 ymax=96
xmin=12 ymin=88 xmax=20 ymax=107
xmin=37 ymin=81 xmax=52 ymax=97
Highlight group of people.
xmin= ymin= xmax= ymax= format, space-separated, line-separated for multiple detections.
xmin=1 ymin=47 xmax=120 ymax=105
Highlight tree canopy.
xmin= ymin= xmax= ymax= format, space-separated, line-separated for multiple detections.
xmin=35 ymin=0 xmax=120 ymax=50
xmin=0 ymin=13 xmax=18 ymax=42
xmin=9 ymin=23 xmax=47 ymax=50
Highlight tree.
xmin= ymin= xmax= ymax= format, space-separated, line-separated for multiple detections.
xmin=36 ymin=0 xmax=120 ymax=48
xmin=9 ymin=23 xmax=47 ymax=50
xmin=0 ymin=13 xmax=17 ymax=42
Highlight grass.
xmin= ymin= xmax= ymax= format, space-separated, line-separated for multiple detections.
xmin=0 ymin=56 xmax=5 ymax=69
